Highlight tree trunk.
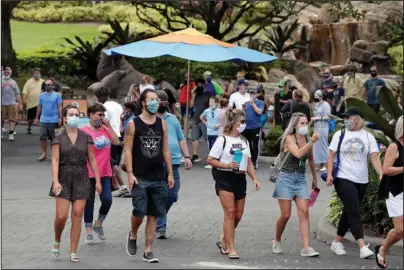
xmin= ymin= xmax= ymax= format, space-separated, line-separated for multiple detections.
xmin=1 ymin=1 xmax=20 ymax=74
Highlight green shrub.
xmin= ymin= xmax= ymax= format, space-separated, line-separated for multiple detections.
xmin=328 ymin=160 xmax=393 ymax=237
xmin=388 ymin=45 xmax=403 ymax=76
xmin=262 ymin=125 xmax=283 ymax=156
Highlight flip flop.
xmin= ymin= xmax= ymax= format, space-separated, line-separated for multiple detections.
xmin=228 ymin=253 xmax=240 ymax=259
xmin=38 ymin=156 xmax=47 ymax=161
xmin=216 ymin=242 xmax=229 ymax=255
xmin=375 ymin=245 xmax=388 ymax=269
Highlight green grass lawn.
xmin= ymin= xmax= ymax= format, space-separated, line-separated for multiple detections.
xmin=11 ymin=20 xmax=101 ymax=53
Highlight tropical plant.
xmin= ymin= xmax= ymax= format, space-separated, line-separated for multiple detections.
xmin=61 ymin=35 xmax=116 ymax=81
xmin=386 ymin=19 xmax=404 ymax=47
xmin=234 ymin=38 xmax=268 ymax=81
xmin=263 ymin=19 xmax=309 ymax=57
xmin=101 ymin=19 xmax=154 ymax=45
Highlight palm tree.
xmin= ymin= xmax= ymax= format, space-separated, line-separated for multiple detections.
xmin=263 ymin=19 xmax=308 ymax=57
xmin=101 ymin=19 xmax=154 ymax=45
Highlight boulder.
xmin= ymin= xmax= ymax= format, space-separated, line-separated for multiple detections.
xmin=329 ymin=65 xmax=352 ymax=76
xmin=350 ymin=47 xmax=374 ymax=64
xmin=351 ymin=40 xmax=389 ymax=56
xmin=309 ymin=61 xmax=329 ymax=73
xmin=95 ymin=54 xmax=177 ymax=99
xmin=87 ymin=70 xmax=127 ymax=98
xmin=267 ymin=68 xmax=287 ymax=83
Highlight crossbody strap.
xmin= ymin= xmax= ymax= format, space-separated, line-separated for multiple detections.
xmin=335 ymin=129 xmax=346 ymax=163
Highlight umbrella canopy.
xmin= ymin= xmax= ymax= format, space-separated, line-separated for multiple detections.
xmin=104 ymin=28 xmax=276 ymax=63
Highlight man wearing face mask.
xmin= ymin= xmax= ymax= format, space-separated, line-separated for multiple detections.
xmin=23 ymin=68 xmax=44 ymax=134
xmin=155 ymin=90 xmax=192 ymax=239
xmin=362 ymin=66 xmax=386 ymax=113
xmin=123 ymin=89 xmax=174 ymax=262
xmin=274 ymin=79 xmax=293 ymax=126
xmin=229 ymin=79 xmax=250 ymax=110
xmin=242 ymin=89 xmax=265 ymax=169
xmin=203 ymin=71 xmax=223 ymax=97
xmin=34 ymin=80 xmax=63 ymax=161
xmin=1 ymin=67 xmax=22 ymax=141
xmin=343 ymin=67 xmax=363 ymax=100
xmin=321 ymin=68 xmax=334 ymax=105
xmin=189 ymin=78 xmax=211 ymax=163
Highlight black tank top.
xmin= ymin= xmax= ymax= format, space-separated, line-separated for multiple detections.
xmin=132 ymin=116 xmax=165 ymax=182
xmin=386 ymin=141 xmax=403 ymax=197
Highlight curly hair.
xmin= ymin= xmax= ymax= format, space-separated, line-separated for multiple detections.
xmin=94 ymin=86 xmax=111 ymax=98
xmin=223 ymin=108 xmax=245 ymax=136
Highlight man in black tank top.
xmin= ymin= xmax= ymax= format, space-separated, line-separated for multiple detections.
xmin=123 ymin=89 xmax=174 ymax=263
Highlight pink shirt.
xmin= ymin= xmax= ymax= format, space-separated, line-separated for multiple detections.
xmin=80 ymin=125 xmax=112 ymax=178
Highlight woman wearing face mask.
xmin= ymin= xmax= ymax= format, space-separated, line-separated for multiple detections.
xmin=80 ymin=103 xmax=120 ymax=244
xmin=326 ymin=107 xmax=383 ymax=259
xmin=311 ymin=90 xmax=331 ymax=172
xmin=49 ymin=105 xmax=101 ymax=263
xmin=271 ymin=113 xmax=320 ymax=257
xmin=208 ymin=109 xmax=260 ymax=259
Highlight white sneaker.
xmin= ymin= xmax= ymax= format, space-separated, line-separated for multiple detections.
xmin=13 ymin=131 xmax=17 ymax=135
xmin=301 ymin=247 xmax=320 ymax=257
xmin=8 ymin=134 xmax=14 ymax=141
xmin=204 ymin=164 xmax=212 ymax=169
xmin=319 ymin=166 xmax=327 ymax=172
xmin=360 ymin=244 xmax=374 ymax=259
xmin=271 ymin=240 xmax=283 ymax=254
xmin=2 ymin=128 xmax=7 ymax=133
xmin=331 ymin=241 xmax=347 ymax=256
xmin=180 ymin=157 xmax=185 ymax=163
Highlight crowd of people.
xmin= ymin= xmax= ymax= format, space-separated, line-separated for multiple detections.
xmin=1 ymin=66 xmax=402 ymax=268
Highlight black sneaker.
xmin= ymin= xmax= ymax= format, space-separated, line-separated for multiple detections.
xmin=27 ymin=128 xmax=31 ymax=135
xmin=126 ymin=232 xmax=137 ymax=256
xmin=143 ymin=252 xmax=159 ymax=263
xmin=191 ymin=155 xmax=201 ymax=163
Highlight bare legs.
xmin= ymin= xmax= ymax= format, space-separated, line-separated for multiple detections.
xmin=54 ymin=198 xmax=87 ymax=256
xmin=379 ymin=216 xmax=403 ymax=260
xmin=219 ymin=191 xmax=245 ymax=256
xmin=131 ymin=215 xmax=157 ymax=254
xmin=192 ymin=140 xmax=199 ymax=157
xmin=70 ymin=200 xmax=86 ymax=254
xmin=275 ymin=198 xmax=311 ymax=249
xmin=39 ymin=140 xmax=47 ymax=159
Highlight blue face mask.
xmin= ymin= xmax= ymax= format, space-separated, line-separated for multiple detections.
xmin=93 ymin=119 xmax=102 ymax=128
xmin=206 ymin=77 xmax=212 ymax=83
xmin=66 ymin=116 xmax=80 ymax=128
xmin=323 ymin=74 xmax=330 ymax=78
xmin=146 ymin=100 xmax=159 ymax=114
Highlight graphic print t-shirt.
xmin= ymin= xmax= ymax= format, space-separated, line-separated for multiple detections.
xmin=133 ymin=117 xmax=165 ymax=181
xmin=209 ymin=135 xmax=251 ymax=172
xmin=329 ymin=129 xmax=379 ymax=184
xmin=81 ymin=125 xmax=112 ymax=178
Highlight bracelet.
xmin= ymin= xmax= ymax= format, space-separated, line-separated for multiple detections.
xmin=127 ymin=170 xmax=133 ymax=174
xmin=184 ymin=156 xmax=191 ymax=159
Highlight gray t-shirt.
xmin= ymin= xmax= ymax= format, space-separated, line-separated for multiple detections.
xmin=1 ymin=78 xmax=20 ymax=105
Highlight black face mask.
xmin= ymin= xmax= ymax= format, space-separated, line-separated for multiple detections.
xmin=371 ymin=72 xmax=377 ymax=77
xmin=314 ymin=98 xmax=320 ymax=102
xmin=157 ymin=105 xmax=168 ymax=114
xmin=196 ymin=86 xmax=204 ymax=94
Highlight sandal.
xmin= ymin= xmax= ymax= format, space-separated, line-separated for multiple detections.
xmin=70 ymin=253 xmax=80 ymax=263
xmin=38 ymin=155 xmax=47 ymax=161
xmin=375 ymin=245 xmax=388 ymax=269
xmin=228 ymin=253 xmax=240 ymax=259
xmin=51 ymin=241 xmax=60 ymax=257
xmin=216 ymin=242 xmax=229 ymax=255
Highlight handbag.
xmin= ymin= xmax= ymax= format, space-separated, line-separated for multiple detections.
xmin=321 ymin=130 xmax=345 ymax=182
xmin=269 ymin=151 xmax=291 ymax=183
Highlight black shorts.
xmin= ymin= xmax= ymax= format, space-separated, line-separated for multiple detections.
xmin=111 ymin=144 xmax=123 ymax=166
xmin=131 ymin=179 xmax=168 ymax=218
xmin=27 ymin=107 xmax=38 ymax=120
xmin=215 ymin=170 xmax=247 ymax=200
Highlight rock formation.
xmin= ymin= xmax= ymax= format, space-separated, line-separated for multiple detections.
xmin=90 ymin=54 xmax=177 ymax=99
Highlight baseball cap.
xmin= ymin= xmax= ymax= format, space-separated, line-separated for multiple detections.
xmin=203 ymin=71 xmax=212 ymax=77
xmin=279 ymin=79 xmax=287 ymax=87
xmin=156 ymin=90 xmax=168 ymax=102
xmin=340 ymin=107 xmax=363 ymax=118
xmin=238 ymin=79 xmax=248 ymax=86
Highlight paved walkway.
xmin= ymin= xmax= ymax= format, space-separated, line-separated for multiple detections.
xmin=1 ymin=126 xmax=403 ymax=269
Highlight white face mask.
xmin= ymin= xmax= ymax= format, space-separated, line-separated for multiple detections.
xmin=296 ymin=125 xmax=308 ymax=136
xmin=237 ymin=123 xmax=246 ymax=133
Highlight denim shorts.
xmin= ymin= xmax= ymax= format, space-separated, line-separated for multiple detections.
xmin=272 ymin=171 xmax=309 ymax=200
xmin=131 ymin=179 xmax=168 ymax=218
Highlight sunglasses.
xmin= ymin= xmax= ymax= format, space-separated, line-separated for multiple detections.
xmin=370 ymin=70 xmax=377 ymax=73
xmin=95 ymin=113 xmax=105 ymax=117
xmin=323 ymin=73 xmax=330 ymax=75
xmin=249 ymin=91 xmax=257 ymax=94
xmin=45 ymin=84 xmax=53 ymax=87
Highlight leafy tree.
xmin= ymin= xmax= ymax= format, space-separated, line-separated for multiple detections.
xmin=1 ymin=1 xmax=21 ymax=73
xmin=132 ymin=1 xmax=360 ymax=43
xmin=61 ymin=35 xmax=116 ymax=81
xmin=101 ymin=19 xmax=155 ymax=46
xmin=263 ymin=19 xmax=308 ymax=57
xmin=234 ymin=38 xmax=268 ymax=81
xmin=386 ymin=19 xmax=404 ymax=47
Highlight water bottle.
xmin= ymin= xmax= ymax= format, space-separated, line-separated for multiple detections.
xmin=232 ymin=150 xmax=243 ymax=172
xmin=309 ymin=187 xmax=320 ymax=208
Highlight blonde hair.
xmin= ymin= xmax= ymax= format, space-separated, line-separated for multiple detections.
xmin=395 ymin=116 xmax=403 ymax=140
xmin=279 ymin=112 xmax=310 ymax=152
xmin=223 ymin=109 xmax=245 ymax=136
